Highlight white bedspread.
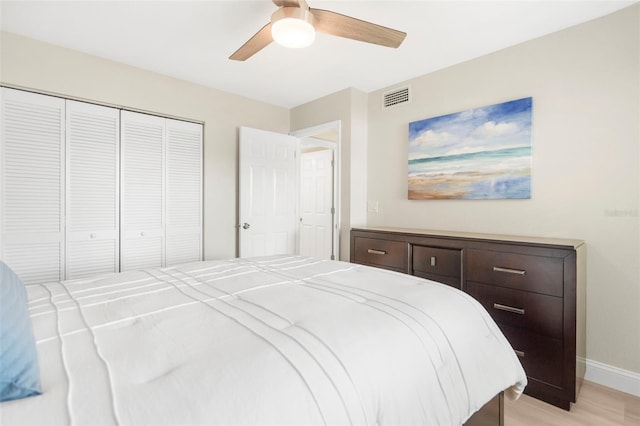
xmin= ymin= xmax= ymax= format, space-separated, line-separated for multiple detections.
xmin=1 ymin=256 xmax=526 ymax=425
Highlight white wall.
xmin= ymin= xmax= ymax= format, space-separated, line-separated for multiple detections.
xmin=366 ymin=5 xmax=639 ymax=377
xmin=0 ymin=31 xmax=290 ymax=261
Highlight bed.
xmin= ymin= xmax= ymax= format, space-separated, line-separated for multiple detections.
xmin=1 ymin=255 xmax=526 ymax=425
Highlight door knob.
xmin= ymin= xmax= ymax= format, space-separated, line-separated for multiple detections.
xmin=242 ymin=223 xmax=251 ymax=230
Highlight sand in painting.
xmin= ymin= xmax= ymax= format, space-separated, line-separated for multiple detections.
xmin=408 ymin=168 xmax=531 ymax=200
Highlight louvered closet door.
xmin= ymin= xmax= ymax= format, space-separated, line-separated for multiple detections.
xmin=165 ymin=119 xmax=202 ymax=265
xmin=120 ymin=111 xmax=165 ymax=271
xmin=65 ymin=101 xmax=119 ymax=279
xmin=0 ymin=88 xmax=65 ymax=284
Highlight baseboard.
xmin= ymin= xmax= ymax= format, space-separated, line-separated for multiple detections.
xmin=579 ymin=357 xmax=640 ymax=397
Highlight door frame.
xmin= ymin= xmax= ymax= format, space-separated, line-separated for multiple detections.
xmin=291 ymin=121 xmax=341 ymax=260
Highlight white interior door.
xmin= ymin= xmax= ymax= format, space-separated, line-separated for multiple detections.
xmin=120 ymin=111 xmax=165 ymax=271
xmin=0 ymin=88 xmax=66 ymax=284
xmin=65 ymin=100 xmax=120 ymax=279
xmin=239 ymin=127 xmax=298 ymax=258
xmin=300 ymin=149 xmax=334 ymax=260
xmin=291 ymin=122 xmax=341 ymax=261
xmin=165 ymin=118 xmax=203 ymax=266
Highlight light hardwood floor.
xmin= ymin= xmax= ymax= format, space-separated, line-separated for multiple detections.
xmin=505 ymin=380 xmax=640 ymax=425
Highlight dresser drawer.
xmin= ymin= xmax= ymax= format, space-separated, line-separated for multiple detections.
xmin=414 ymin=271 xmax=462 ymax=289
xmin=352 ymin=237 xmax=407 ymax=271
xmin=412 ymin=245 xmax=461 ymax=278
xmin=499 ymin=324 xmax=564 ymax=388
xmin=466 ymin=249 xmax=564 ymax=297
xmin=466 ymin=281 xmax=563 ymax=339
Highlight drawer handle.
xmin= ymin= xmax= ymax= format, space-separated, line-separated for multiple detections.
xmin=493 ymin=266 xmax=526 ymax=276
xmin=493 ymin=303 xmax=525 ymax=315
xmin=514 ymin=350 xmax=525 ymax=358
xmin=367 ymin=249 xmax=387 ymax=255
xmin=430 ymin=256 xmax=436 ymax=267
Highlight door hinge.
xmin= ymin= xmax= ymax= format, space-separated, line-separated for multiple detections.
xmin=331 ymin=207 xmax=335 ymax=214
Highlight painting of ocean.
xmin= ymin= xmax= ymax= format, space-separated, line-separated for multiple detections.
xmin=408 ymin=97 xmax=532 ymax=200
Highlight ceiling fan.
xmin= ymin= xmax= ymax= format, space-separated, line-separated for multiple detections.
xmin=229 ymin=0 xmax=406 ymax=61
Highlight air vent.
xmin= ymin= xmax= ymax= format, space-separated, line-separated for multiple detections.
xmin=382 ymin=86 xmax=410 ymax=109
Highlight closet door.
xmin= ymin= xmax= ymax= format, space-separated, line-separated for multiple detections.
xmin=0 ymin=88 xmax=65 ymax=284
xmin=65 ymin=101 xmax=120 ymax=279
xmin=165 ymin=119 xmax=202 ymax=265
xmin=120 ymin=111 xmax=165 ymax=271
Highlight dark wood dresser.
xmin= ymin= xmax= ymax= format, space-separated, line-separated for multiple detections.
xmin=350 ymin=227 xmax=586 ymax=410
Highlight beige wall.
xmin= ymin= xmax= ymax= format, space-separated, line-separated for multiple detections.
xmin=0 ymin=31 xmax=290 ymax=260
xmin=290 ymin=87 xmax=368 ymax=260
xmin=366 ymin=5 xmax=640 ymax=374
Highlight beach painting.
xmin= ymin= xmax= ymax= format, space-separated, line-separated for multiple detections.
xmin=408 ymin=97 xmax=532 ymax=200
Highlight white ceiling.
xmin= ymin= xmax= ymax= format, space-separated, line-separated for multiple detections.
xmin=1 ymin=0 xmax=636 ymax=108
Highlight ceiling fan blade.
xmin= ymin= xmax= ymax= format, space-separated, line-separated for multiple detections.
xmin=272 ymin=0 xmax=309 ymax=8
xmin=310 ymin=8 xmax=406 ymax=48
xmin=229 ymin=22 xmax=273 ymax=61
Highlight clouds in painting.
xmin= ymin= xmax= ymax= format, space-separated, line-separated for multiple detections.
xmin=408 ymin=98 xmax=532 ymax=161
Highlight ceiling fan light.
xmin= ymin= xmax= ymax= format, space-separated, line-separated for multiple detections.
xmin=271 ymin=7 xmax=315 ymax=49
